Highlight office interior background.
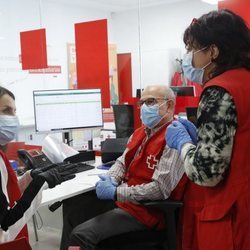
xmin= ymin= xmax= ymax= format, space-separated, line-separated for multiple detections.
xmin=0 ymin=0 xmax=217 ymax=146
xmin=0 ymin=0 xmax=248 ymax=249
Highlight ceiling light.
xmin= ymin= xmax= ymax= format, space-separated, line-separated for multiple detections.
xmin=201 ymin=0 xmax=224 ymax=4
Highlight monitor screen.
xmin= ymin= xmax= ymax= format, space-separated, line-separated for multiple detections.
xmin=136 ymin=89 xmax=143 ymax=98
xmin=170 ymin=86 xmax=195 ymax=96
xmin=33 ymin=89 xmax=103 ymax=132
xmin=112 ymin=104 xmax=134 ymax=138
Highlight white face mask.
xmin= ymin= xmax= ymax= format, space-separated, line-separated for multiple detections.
xmin=0 ymin=115 xmax=19 ymax=145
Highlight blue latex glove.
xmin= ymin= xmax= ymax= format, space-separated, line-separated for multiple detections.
xmin=97 ymin=174 xmax=118 ymax=185
xmin=166 ymin=120 xmax=193 ymax=153
xmin=178 ymin=117 xmax=197 ymax=145
xmin=96 ymin=175 xmax=118 ymax=200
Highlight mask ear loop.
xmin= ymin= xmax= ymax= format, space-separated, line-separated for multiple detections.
xmin=194 ymin=46 xmax=212 ymax=70
xmin=156 ymin=100 xmax=174 ymax=126
xmin=201 ymin=61 xmax=212 ymax=70
xmin=193 ymin=46 xmax=208 ymax=55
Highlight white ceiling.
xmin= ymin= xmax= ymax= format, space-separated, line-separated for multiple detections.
xmin=46 ymin=0 xmax=190 ymax=12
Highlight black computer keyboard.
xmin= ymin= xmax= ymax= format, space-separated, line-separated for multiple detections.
xmin=74 ymin=162 xmax=95 ymax=173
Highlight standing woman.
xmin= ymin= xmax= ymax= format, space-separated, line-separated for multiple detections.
xmin=0 ymin=86 xmax=77 ymax=243
xmin=166 ymin=9 xmax=250 ymax=250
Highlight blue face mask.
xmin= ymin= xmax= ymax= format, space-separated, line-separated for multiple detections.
xmin=0 ymin=115 xmax=19 ymax=145
xmin=182 ymin=49 xmax=211 ymax=84
xmin=140 ymin=103 xmax=163 ymax=129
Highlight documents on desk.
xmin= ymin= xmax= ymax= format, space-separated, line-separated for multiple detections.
xmin=42 ymin=134 xmax=79 ymax=163
xmin=41 ymin=134 xmax=95 ymax=173
xmin=39 ymin=135 xmax=110 ymax=207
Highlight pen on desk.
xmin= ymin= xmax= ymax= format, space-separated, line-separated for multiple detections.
xmin=103 ymin=160 xmax=116 ymax=165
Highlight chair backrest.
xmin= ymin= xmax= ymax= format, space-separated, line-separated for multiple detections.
xmin=0 ymin=237 xmax=32 ymax=250
xmin=112 ymin=104 xmax=134 ymax=138
xmin=101 ymin=137 xmax=128 ymax=163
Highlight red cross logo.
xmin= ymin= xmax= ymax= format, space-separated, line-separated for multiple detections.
xmin=146 ymin=155 xmax=159 ymax=170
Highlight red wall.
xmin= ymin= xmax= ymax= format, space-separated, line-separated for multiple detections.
xmin=75 ymin=19 xmax=110 ymax=108
xmin=117 ymin=53 xmax=133 ymax=103
xmin=219 ymin=0 xmax=250 ymax=27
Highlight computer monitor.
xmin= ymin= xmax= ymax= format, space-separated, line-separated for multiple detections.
xmin=136 ymin=89 xmax=143 ymax=98
xmin=112 ymin=104 xmax=134 ymax=138
xmin=170 ymin=86 xmax=195 ymax=96
xmin=33 ymin=88 xmax=103 ymax=132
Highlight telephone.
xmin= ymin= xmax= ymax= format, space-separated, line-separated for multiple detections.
xmin=17 ymin=149 xmax=53 ymax=170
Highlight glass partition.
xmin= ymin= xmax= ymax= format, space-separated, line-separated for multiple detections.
xmin=0 ymin=0 xmax=217 ymax=143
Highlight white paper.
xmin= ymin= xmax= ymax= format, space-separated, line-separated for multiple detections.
xmin=42 ymin=134 xmax=78 ymax=163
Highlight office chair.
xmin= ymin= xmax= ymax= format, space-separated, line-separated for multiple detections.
xmin=97 ymin=199 xmax=183 ymax=250
xmin=0 ymin=237 xmax=32 ymax=250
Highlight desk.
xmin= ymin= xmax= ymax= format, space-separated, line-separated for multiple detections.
xmin=32 ymin=157 xmax=107 ymax=242
xmin=40 ymin=156 xmax=108 ymax=207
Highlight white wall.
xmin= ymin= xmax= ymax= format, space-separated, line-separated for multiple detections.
xmin=0 ymin=0 xmax=113 ymax=126
xmin=0 ymin=0 xmax=216 ymax=144
xmin=112 ymin=0 xmax=216 ymax=94
xmin=0 ymin=0 xmax=42 ymax=125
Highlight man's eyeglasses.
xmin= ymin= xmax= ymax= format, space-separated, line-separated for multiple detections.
xmin=137 ymin=97 xmax=168 ymax=108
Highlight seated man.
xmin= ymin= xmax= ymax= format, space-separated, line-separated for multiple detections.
xmin=67 ymin=85 xmax=187 ymax=250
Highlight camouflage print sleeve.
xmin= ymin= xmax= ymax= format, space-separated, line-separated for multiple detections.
xmin=183 ymin=86 xmax=237 ymax=186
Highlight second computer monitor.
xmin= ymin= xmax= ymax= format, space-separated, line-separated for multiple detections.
xmin=170 ymin=86 xmax=195 ymax=96
xmin=112 ymin=104 xmax=134 ymax=138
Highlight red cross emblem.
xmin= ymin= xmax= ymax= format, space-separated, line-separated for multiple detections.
xmin=146 ymin=155 xmax=158 ymax=170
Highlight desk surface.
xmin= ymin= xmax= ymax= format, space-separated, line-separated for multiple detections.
xmin=40 ymin=157 xmax=108 ymax=207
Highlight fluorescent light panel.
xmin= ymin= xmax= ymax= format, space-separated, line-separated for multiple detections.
xmin=201 ymin=0 xmax=224 ymax=4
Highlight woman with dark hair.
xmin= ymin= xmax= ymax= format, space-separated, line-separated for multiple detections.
xmin=0 ymin=87 xmax=16 ymax=153
xmin=0 ymin=86 xmax=77 ymax=243
xmin=166 ymin=9 xmax=250 ymax=250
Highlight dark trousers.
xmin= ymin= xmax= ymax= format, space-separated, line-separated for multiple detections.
xmin=60 ymin=191 xmax=115 ymax=250
xmin=69 ymin=208 xmax=148 ymax=250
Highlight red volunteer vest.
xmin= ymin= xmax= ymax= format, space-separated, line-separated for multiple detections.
xmin=181 ymin=68 xmax=250 ymax=250
xmin=116 ymin=124 xmax=188 ymax=229
xmin=0 ymin=150 xmax=28 ymax=240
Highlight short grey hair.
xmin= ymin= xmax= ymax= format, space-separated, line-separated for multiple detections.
xmin=164 ymin=87 xmax=176 ymax=102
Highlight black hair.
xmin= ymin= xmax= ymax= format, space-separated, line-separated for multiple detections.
xmin=183 ymin=9 xmax=250 ymax=78
xmin=0 ymin=86 xmax=15 ymax=100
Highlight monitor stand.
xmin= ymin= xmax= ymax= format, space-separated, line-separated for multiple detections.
xmin=62 ymin=131 xmax=73 ymax=146
xmin=88 ymin=140 xmax=93 ymax=150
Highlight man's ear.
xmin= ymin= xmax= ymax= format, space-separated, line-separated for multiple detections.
xmin=166 ymin=99 xmax=175 ymax=112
